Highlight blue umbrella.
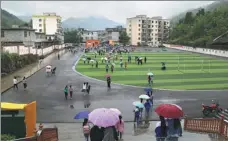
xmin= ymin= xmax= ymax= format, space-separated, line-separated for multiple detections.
xmin=74 ymin=111 xmax=90 ymax=119
xmin=133 ymin=101 xmax=144 ymax=108
xmin=144 ymin=88 xmax=152 ymax=92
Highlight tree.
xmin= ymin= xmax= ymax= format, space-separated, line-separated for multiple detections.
xmin=119 ymin=31 xmax=130 ymax=46
xmin=169 ymin=5 xmax=228 ymax=49
xmin=64 ymin=29 xmax=82 ymax=44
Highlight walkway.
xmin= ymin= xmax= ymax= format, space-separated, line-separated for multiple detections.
xmin=1 ymin=50 xmax=66 ymax=92
xmin=42 ymin=122 xmax=226 ymax=141
xmin=2 ymin=51 xmax=228 ymax=123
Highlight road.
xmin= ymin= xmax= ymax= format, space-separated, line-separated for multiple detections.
xmin=2 ymin=51 xmax=228 ymax=123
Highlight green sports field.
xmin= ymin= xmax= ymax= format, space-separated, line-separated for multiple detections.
xmin=76 ymin=49 xmax=228 ymax=90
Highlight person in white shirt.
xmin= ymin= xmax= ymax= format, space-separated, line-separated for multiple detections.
xmin=13 ymin=77 xmax=18 ymax=90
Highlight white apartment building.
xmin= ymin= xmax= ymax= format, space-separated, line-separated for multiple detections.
xmin=32 ymin=13 xmax=64 ymax=44
xmin=81 ymin=30 xmax=99 ymax=42
xmin=126 ymin=15 xmax=170 ymax=46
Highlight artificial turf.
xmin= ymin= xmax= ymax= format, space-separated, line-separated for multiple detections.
xmin=76 ymin=49 xmax=228 ymax=90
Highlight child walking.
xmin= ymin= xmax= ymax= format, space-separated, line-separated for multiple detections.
xmin=116 ymin=115 xmax=124 ymax=140
xmin=69 ymin=85 xmax=73 ymax=99
xmin=64 ymin=85 xmax=68 ymax=100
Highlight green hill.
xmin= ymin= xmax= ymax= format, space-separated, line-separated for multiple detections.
xmin=169 ymin=4 xmax=228 ymax=50
xmin=1 ymin=9 xmax=25 ymax=28
xmin=170 ymin=1 xmax=228 ymax=26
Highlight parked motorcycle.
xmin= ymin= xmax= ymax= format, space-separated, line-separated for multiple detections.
xmin=202 ymin=100 xmax=223 ymax=116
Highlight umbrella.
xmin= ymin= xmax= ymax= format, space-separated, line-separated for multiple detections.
xmin=82 ymin=58 xmax=86 ymax=61
xmin=133 ymin=101 xmax=144 ymax=108
xmin=139 ymin=94 xmax=150 ymax=99
xmin=144 ymin=87 xmax=152 ymax=92
xmin=88 ymin=108 xmax=119 ymax=127
xmin=74 ymin=111 xmax=89 ymax=119
xmin=147 ymin=72 xmax=154 ymax=76
xmin=112 ymin=63 xmax=115 ymax=66
xmin=101 ymin=57 xmax=104 ymax=60
xmin=110 ymin=108 xmax=121 ymax=115
xmin=105 ymin=74 xmax=111 ymax=78
xmin=104 ymin=57 xmax=108 ymax=60
xmin=155 ymin=104 xmax=184 ymax=118
xmin=90 ymin=60 xmax=95 ymax=63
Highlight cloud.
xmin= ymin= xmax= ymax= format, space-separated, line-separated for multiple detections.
xmin=1 ymin=1 xmax=214 ymax=23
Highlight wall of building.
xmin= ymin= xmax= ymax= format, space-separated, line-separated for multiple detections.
xmin=111 ymin=32 xmax=119 ymax=41
xmin=163 ymin=44 xmax=228 ymax=58
xmin=45 ymin=17 xmax=58 ymax=35
xmin=32 ymin=17 xmax=45 ymax=33
xmin=2 ymin=30 xmax=36 ymax=47
xmin=82 ymin=32 xmax=98 ymax=42
xmin=3 ymin=44 xmax=66 ymax=56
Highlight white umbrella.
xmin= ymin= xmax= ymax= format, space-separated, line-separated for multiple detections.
xmin=110 ymin=108 xmax=121 ymax=115
xmin=82 ymin=58 xmax=86 ymax=61
xmin=147 ymin=72 xmax=154 ymax=76
xmin=90 ymin=60 xmax=95 ymax=63
xmin=112 ymin=63 xmax=115 ymax=66
xmin=104 ymin=57 xmax=108 ymax=61
xmin=139 ymin=94 xmax=150 ymax=99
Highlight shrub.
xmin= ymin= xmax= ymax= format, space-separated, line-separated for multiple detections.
xmin=1 ymin=134 xmax=16 ymax=141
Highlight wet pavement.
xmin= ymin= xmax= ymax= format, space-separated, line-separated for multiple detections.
xmin=41 ymin=122 xmax=226 ymax=141
xmin=2 ymin=51 xmax=228 ymax=123
xmin=1 ymin=50 xmax=66 ymax=92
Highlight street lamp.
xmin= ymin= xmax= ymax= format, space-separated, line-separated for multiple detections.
xmin=213 ymin=30 xmax=228 ymax=42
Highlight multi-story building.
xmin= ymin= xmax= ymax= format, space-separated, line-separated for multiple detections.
xmin=81 ymin=30 xmax=99 ymax=42
xmin=1 ymin=25 xmax=36 ymax=47
xmin=126 ymin=15 xmax=170 ymax=46
xmin=32 ymin=13 xmax=64 ymax=44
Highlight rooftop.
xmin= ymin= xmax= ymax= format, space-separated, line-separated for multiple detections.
xmin=1 ymin=27 xmax=35 ymax=31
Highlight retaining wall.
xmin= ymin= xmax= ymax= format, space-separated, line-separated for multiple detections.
xmin=163 ymin=44 xmax=228 ymax=58
xmin=3 ymin=44 xmax=66 ymax=56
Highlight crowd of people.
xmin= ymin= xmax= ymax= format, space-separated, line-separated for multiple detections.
xmin=82 ymin=115 xmax=125 ymax=141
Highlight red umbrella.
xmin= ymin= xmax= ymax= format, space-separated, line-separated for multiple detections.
xmin=155 ymin=104 xmax=184 ymax=118
xmin=105 ymin=74 xmax=111 ymax=78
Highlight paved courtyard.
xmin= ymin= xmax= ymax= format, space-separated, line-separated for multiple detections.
xmin=2 ymin=51 xmax=228 ymax=123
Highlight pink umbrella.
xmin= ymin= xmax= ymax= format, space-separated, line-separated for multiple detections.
xmin=88 ymin=108 xmax=119 ymax=127
xmin=110 ymin=108 xmax=121 ymax=115
xmin=105 ymin=74 xmax=111 ymax=78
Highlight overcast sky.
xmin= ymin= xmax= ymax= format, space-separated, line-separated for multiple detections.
xmin=2 ymin=1 xmax=214 ymax=23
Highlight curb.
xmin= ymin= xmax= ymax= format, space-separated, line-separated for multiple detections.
xmin=73 ymin=54 xmax=228 ymax=92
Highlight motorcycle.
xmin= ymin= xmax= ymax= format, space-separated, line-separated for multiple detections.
xmin=202 ymin=100 xmax=223 ymax=116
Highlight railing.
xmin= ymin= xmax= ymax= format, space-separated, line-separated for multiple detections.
xmin=184 ymin=117 xmax=228 ymax=139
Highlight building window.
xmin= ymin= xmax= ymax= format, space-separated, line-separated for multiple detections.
xmin=88 ymin=33 xmax=89 ymax=35
xmin=138 ymin=24 xmax=141 ymax=27
xmin=129 ymin=29 xmax=131 ymax=31
xmin=139 ymin=20 xmax=141 ymax=22
xmin=39 ymin=19 xmax=42 ymax=22
xmin=138 ymin=29 xmax=140 ymax=31
xmin=152 ymin=38 xmax=153 ymax=40
xmin=138 ymin=37 xmax=140 ymax=40
xmin=39 ymin=24 xmax=42 ymax=27
xmin=39 ymin=29 xmax=42 ymax=32
xmin=24 ymin=31 xmax=27 ymax=37
xmin=155 ymin=21 xmax=158 ymax=23
xmin=152 ymin=25 xmax=154 ymax=28
xmin=138 ymin=33 xmax=140 ymax=35
xmin=148 ymin=25 xmax=151 ymax=28
xmin=152 ymin=21 xmax=154 ymax=23
xmin=1 ymin=31 xmax=4 ymax=37
xmin=29 ymin=31 xmax=30 ymax=36
xmin=151 ymin=33 xmax=153 ymax=36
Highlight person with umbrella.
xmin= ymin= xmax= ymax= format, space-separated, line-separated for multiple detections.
xmin=144 ymin=99 xmax=152 ymax=121
xmin=166 ymin=118 xmax=181 ymax=141
xmin=124 ymin=61 xmax=127 ymax=70
xmin=155 ymin=116 xmax=168 ymax=141
xmin=90 ymin=126 xmax=104 ymax=141
xmin=82 ymin=118 xmax=90 ymax=141
xmin=133 ymin=106 xmax=140 ymax=126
